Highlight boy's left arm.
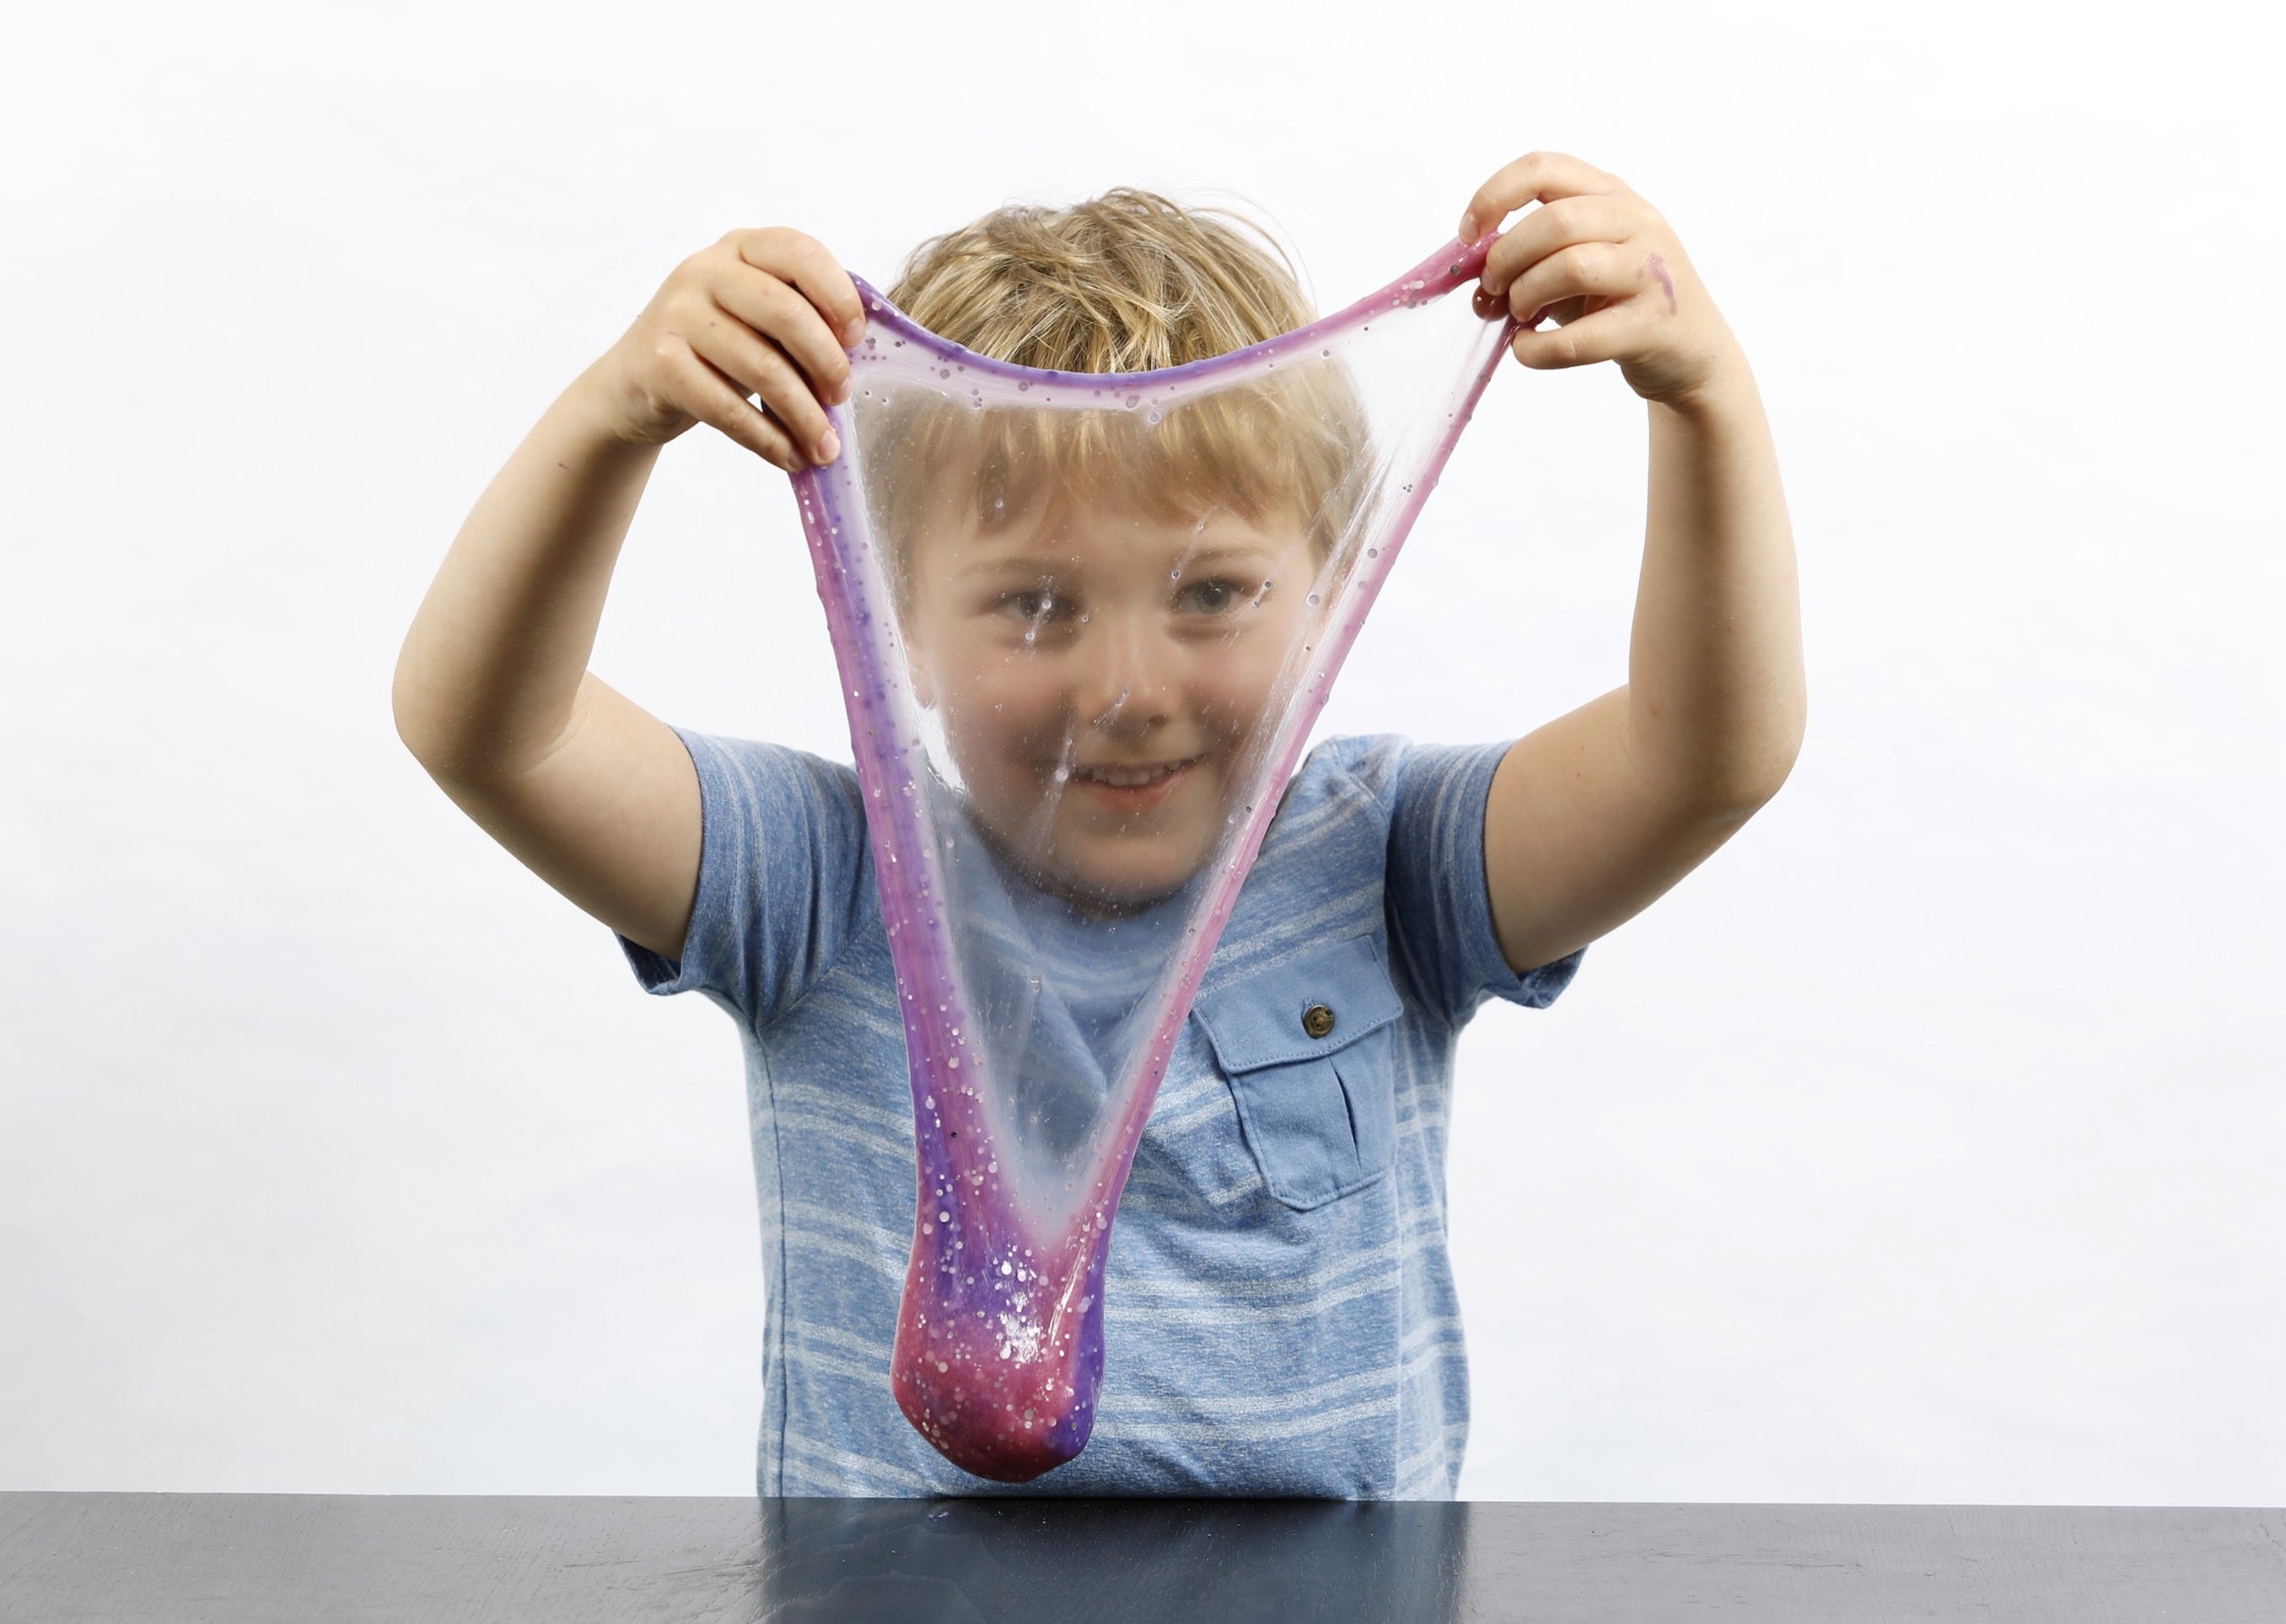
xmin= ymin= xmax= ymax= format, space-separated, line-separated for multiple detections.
xmin=1459 ymin=152 xmax=1808 ymax=975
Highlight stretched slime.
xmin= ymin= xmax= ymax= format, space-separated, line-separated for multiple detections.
xmin=787 ymin=238 xmax=1517 ymax=1480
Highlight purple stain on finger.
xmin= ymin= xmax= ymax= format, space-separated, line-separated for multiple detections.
xmin=1645 ymin=253 xmax=1678 ymax=313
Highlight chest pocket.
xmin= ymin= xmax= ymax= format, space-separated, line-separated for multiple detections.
xmin=1193 ymin=935 xmax=1405 ymax=1211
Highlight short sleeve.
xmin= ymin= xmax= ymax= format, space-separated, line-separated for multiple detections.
xmin=615 ymin=728 xmax=871 ymax=1029
xmin=1383 ymin=737 xmax=1585 ymax=1024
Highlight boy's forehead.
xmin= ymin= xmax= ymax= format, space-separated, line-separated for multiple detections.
xmin=919 ymin=502 xmax=1309 ymax=575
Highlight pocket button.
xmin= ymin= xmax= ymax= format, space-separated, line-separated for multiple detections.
xmin=1301 ymin=1003 xmax=1337 ymax=1039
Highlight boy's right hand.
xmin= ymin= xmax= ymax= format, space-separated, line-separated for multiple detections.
xmin=579 ymin=228 xmax=868 ymax=473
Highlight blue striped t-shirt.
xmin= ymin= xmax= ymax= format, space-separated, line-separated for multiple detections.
xmin=618 ymin=729 xmax=1584 ymax=1498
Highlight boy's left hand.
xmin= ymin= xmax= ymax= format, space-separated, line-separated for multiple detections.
xmin=1462 ymin=152 xmax=1744 ymax=408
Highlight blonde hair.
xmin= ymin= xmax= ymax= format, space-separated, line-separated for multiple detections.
xmin=888 ymin=188 xmax=1315 ymax=373
xmin=869 ymin=189 xmax=1370 ymax=578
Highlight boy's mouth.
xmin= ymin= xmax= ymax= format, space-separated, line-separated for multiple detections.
xmin=1065 ymin=755 xmax=1202 ymax=809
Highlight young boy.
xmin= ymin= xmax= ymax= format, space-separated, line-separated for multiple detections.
xmin=392 ymin=153 xmax=1805 ymax=1498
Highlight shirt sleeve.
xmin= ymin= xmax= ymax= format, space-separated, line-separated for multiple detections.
xmin=1383 ymin=737 xmax=1585 ymax=1025
xmin=615 ymin=727 xmax=872 ymax=1029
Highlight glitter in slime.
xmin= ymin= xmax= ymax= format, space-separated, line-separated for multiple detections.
xmin=787 ymin=237 xmax=1518 ymax=1481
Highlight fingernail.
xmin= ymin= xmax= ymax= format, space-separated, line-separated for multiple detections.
xmin=1458 ymin=214 xmax=1477 ymax=243
xmin=842 ymin=318 xmax=866 ymax=347
xmin=816 ymin=428 xmax=841 ymax=464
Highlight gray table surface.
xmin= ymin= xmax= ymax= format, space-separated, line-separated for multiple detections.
xmin=4 ymin=1492 xmax=2282 ymax=1622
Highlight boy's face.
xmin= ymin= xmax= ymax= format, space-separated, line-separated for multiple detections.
xmin=902 ymin=488 xmax=1323 ymax=913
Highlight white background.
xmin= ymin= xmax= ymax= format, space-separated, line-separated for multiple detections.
xmin=3 ymin=0 xmax=2279 ymax=1502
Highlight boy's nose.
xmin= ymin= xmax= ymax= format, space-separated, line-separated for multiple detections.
xmin=1076 ymin=615 xmax=1175 ymax=737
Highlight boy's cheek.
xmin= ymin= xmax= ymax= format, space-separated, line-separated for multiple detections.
xmin=939 ymin=695 xmax=1086 ymax=822
xmin=1189 ymin=664 xmax=1284 ymax=740
xmin=942 ymin=669 xmax=1069 ymax=748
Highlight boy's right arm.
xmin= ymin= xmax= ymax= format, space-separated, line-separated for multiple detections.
xmin=390 ymin=229 xmax=866 ymax=963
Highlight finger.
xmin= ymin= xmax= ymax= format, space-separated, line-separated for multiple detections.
xmin=1480 ymin=194 xmax=1637 ymax=295
xmin=1459 ymin=151 xmax=1627 ymax=243
xmin=730 ymin=227 xmax=867 ymax=348
xmin=663 ymin=338 xmax=804 ymax=470
xmin=1502 ymin=242 xmax=1647 ymax=328
xmin=688 ymin=299 xmax=838 ymax=461
xmin=713 ymin=263 xmax=855 ymax=408
xmin=1508 ymin=305 xmax=1635 ymax=371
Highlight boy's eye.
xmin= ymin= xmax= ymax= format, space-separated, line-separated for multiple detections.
xmin=1174 ymin=578 xmax=1253 ymax=616
xmin=999 ymin=588 xmax=1074 ymax=626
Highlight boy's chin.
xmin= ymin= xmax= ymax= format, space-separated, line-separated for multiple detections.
xmin=962 ymin=805 xmax=1213 ymax=917
xmin=1034 ymin=847 xmax=1210 ymax=919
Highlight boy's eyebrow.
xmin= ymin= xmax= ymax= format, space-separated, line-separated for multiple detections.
xmin=951 ymin=555 xmax=1073 ymax=581
xmin=1167 ymin=543 xmax=1286 ymax=571
xmin=951 ymin=540 xmax=1286 ymax=579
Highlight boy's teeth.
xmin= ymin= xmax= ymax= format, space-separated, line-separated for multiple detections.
xmin=1079 ymin=761 xmax=1186 ymax=788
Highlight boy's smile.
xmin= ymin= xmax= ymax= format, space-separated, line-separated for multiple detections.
xmin=902 ymin=495 xmax=1322 ymax=913
xmin=1068 ymin=755 xmax=1197 ymax=799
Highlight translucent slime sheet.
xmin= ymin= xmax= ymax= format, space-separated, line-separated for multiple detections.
xmin=788 ymin=238 xmax=1517 ymax=1481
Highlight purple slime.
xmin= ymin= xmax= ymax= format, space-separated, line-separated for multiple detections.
xmin=788 ymin=238 xmax=1516 ymax=1481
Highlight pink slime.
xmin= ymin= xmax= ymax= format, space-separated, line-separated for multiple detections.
xmin=788 ymin=239 xmax=1515 ymax=1481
